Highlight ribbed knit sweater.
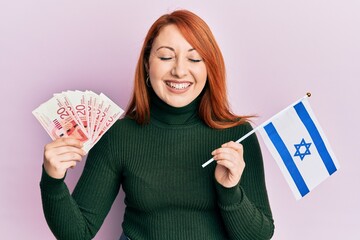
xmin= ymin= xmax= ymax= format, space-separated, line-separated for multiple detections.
xmin=40 ymin=92 xmax=274 ymax=240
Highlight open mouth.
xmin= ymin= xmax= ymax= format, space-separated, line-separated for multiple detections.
xmin=165 ymin=81 xmax=192 ymax=90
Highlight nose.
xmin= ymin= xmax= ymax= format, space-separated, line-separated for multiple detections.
xmin=171 ymin=57 xmax=188 ymax=78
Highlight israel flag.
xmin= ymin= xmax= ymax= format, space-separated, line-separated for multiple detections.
xmin=258 ymin=96 xmax=340 ymax=200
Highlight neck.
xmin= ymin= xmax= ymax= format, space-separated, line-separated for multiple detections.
xmin=149 ymin=89 xmax=202 ymax=126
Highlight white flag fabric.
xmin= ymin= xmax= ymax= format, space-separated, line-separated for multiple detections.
xmin=258 ymin=97 xmax=340 ymax=200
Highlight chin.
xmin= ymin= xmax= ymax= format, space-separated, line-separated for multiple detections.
xmin=166 ymin=99 xmax=190 ymax=108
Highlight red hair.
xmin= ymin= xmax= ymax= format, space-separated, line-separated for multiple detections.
xmin=125 ymin=10 xmax=251 ymax=129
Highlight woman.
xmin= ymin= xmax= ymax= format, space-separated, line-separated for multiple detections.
xmin=41 ymin=10 xmax=274 ymax=240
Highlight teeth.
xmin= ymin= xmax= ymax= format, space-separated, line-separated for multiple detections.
xmin=166 ymin=82 xmax=191 ymax=90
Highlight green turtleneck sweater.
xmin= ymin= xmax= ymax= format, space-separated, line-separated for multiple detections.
xmin=40 ymin=92 xmax=274 ymax=240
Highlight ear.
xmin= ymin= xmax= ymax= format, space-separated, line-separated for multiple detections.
xmin=144 ymin=61 xmax=149 ymax=74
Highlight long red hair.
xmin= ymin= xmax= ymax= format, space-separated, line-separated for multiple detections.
xmin=125 ymin=10 xmax=251 ymax=129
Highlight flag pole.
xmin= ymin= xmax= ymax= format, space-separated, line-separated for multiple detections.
xmin=201 ymin=92 xmax=312 ymax=168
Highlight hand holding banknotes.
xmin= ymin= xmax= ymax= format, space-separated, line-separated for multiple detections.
xmin=33 ymin=90 xmax=124 ymax=178
xmin=43 ymin=137 xmax=86 ymax=179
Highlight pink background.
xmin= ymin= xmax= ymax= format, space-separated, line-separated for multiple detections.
xmin=1 ymin=1 xmax=359 ymax=239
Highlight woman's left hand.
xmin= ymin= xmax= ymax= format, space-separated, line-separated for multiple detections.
xmin=212 ymin=141 xmax=245 ymax=188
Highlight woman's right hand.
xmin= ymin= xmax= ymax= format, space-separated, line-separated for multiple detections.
xmin=43 ymin=138 xmax=86 ymax=179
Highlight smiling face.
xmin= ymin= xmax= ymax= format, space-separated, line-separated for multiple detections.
xmin=147 ymin=24 xmax=208 ymax=108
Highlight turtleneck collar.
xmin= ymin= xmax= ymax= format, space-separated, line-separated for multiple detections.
xmin=149 ymin=89 xmax=202 ymax=126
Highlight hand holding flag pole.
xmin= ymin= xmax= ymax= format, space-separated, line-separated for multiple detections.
xmin=202 ymin=92 xmax=312 ymax=168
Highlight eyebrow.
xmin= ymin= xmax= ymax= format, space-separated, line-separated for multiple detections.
xmin=156 ymin=46 xmax=196 ymax=52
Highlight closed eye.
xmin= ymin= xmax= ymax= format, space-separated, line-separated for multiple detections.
xmin=189 ymin=59 xmax=202 ymax=63
xmin=159 ymin=57 xmax=173 ymax=61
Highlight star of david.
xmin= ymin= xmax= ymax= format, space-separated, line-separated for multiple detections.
xmin=294 ymin=138 xmax=312 ymax=160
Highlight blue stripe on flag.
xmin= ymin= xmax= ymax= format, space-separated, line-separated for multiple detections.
xmin=294 ymin=102 xmax=337 ymax=175
xmin=264 ymin=123 xmax=310 ymax=197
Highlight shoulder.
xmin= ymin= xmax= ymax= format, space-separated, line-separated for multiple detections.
xmin=106 ymin=116 xmax=140 ymax=136
xmin=204 ymin=121 xmax=255 ymax=147
xmin=221 ymin=121 xmax=254 ymax=137
xmin=222 ymin=121 xmax=261 ymax=149
xmin=113 ymin=116 xmax=138 ymax=128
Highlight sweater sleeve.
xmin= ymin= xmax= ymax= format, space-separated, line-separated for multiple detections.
xmin=215 ymin=123 xmax=275 ymax=240
xmin=40 ymin=130 xmax=121 ymax=240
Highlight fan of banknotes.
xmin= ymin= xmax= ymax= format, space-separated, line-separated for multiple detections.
xmin=32 ymin=90 xmax=124 ymax=153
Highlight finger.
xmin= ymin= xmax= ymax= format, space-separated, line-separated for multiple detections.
xmin=45 ymin=137 xmax=83 ymax=150
xmin=214 ymin=153 xmax=242 ymax=172
xmin=222 ymin=141 xmax=243 ymax=153
xmin=53 ymin=152 xmax=83 ymax=163
xmin=44 ymin=148 xmax=84 ymax=165
xmin=213 ymin=151 xmax=236 ymax=162
xmin=216 ymin=159 xmax=236 ymax=170
xmin=212 ymin=146 xmax=245 ymax=168
xmin=50 ymin=145 xmax=86 ymax=156
xmin=216 ymin=157 xmax=246 ymax=176
xmin=44 ymin=146 xmax=85 ymax=163
xmin=212 ymin=147 xmax=238 ymax=159
xmin=43 ymin=153 xmax=81 ymax=179
xmin=212 ymin=147 xmax=228 ymax=155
